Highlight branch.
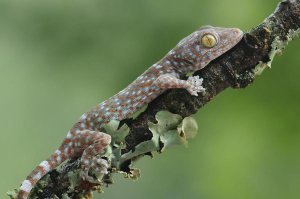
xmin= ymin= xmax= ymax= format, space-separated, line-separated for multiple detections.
xmin=10 ymin=0 xmax=300 ymax=198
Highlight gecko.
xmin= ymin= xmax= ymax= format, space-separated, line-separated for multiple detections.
xmin=17 ymin=25 xmax=243 ymax=199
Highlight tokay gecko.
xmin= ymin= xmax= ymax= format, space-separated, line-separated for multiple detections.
xmin=17 ymin=26 xmax=243 ymax=199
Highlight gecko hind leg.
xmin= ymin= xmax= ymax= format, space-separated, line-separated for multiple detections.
xmin=72 ymin=130 xmax=111 ymax=182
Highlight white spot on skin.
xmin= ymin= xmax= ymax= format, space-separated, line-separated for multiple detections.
xmin=39 ymin=161 xmax=51 ymax=172
xmin=117 ymin=106 xmax=122 ymax=110
xmin=66 ymin=131 xmax=72 ymax=139
xmin=122 ymin=109 xmax=129 ymax=117
xmin=56 ymin=156 xmax=62 ymax=163
xmin=133 ymin=102 xmax=139 ymax=107
xmin=168 ymin=50 xmax=175 ymax=55
xmin=55 ymin=150 xmax=61 ymax=155
xmin=32 ymin=172 xmax=42 ymax=180
xmin=80 ymin=113 xmax=87 ymax=120
xmin=75 ymin=129 xmax=81 ymax=134
xmin=85 ymin=136 xmax=91 ymax=143
xmin=64 ymin=147 xmax=70 ymax=155
xmin=135 ymin=95 xmax=142 ymax=100
xmin=20 ymin=180 xmax=33 ymax=192
xmin=155 ymin=65 xmax=162 ymax=69
xmin=80 ymin=123 xmax=86 ymax=129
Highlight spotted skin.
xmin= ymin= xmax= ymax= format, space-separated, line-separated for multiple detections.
xmin=17 ymin=26 xmax=243 ymax=199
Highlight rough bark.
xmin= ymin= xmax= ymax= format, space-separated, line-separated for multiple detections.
xmin=13 ymin=0 xmax=300 ymax=198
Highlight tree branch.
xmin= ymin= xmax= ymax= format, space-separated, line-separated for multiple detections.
xmin=11 ymin=0 xmax=300 ymax=198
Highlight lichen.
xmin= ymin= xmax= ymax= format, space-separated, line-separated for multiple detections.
xmin=119 ymin=111 xmax=198 ymax=165
xmin=118 ymin=168 xmax=141 ymax=181
xmin=100 ymin=120 xmax=129 ymax=169
xmin=68 ymin=169 xmax=82 ymax=192
xmin=102 ymin=120 xmax=129 ymax=147
xmin=253 ymin=28 xmax=300 ymax=76
xmin=61 ymin=194 xmax=72 ymax=199
xmin=7 ymin=189 xmax=17 ymax=199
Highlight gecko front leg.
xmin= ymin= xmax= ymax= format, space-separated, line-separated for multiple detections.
xmin=155 ymin=74 xmax=205 ymax=96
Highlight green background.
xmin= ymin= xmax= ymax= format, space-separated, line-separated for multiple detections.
xmin=1 ymin=0 xmax=300 ymax=198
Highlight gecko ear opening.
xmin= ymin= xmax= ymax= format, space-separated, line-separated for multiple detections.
xmin=201 ymin=33 xmax=218 ymax=48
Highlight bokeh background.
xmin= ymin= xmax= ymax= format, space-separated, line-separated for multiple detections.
xmin=1 ymin=0 xmax=300 ymax=198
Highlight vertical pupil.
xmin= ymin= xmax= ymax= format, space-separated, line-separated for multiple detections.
xmin=207 ymin=37 xmax=212 ymax=45
xmin=202 ymin=34 xmax=216 ymax=47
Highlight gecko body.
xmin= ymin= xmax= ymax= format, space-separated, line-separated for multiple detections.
xmin=17 ymin=26 xmax=243 ymax=199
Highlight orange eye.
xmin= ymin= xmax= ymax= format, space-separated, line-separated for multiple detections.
xmin=201 ymin=34 xmax=218 ymax=48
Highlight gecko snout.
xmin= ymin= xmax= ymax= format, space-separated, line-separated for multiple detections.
xmin=232 ymin=28 xmax=244 ymax=41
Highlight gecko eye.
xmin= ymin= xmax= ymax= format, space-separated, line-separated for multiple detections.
xmin=201 ymin=33 xmax=218 ymax=48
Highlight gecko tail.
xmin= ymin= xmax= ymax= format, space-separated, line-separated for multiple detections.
xmin=17 ymin=147 xmax=68 ymax=199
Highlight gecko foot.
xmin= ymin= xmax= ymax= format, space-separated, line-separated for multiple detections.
xmin=80 ymin=156 xmax=109 ymax=183
xmin=186 ymin=76 xmax=205 ymax=96
xmin=78 ymin=131 xmax=111 ymax=183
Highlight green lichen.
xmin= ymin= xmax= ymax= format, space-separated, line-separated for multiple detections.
xmin=7 ymin=190 xmax=17 ymax=199
xmin=119 ymin=111 xmax=198 ymax=165
xmin=253 ymin=28 xmax=300 ymax=76
xmin=102 ymin=120 xmax=129 ymax=148
xmin=100 ymin=120 xmax=129 ymax=169
xmin=181 ymin=116 xmax=198 ymax=139
xmin=68 ymin=169 xmax=82 ymax=191
xmin=118 ymin=168 xmax=141 ymax=181
xmin=61 ymin=194 xmax=72 ymax=199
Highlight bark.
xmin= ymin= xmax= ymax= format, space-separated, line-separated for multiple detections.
xmin=14 ymin=0 xmax=300 ymax=198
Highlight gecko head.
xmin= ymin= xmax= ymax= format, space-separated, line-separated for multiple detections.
xmin=169 ymin=25 xmax=243 ymax=72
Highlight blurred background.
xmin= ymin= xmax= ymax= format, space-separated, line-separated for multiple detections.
xmin=1 ymin=0 xmax=300 ymax=198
